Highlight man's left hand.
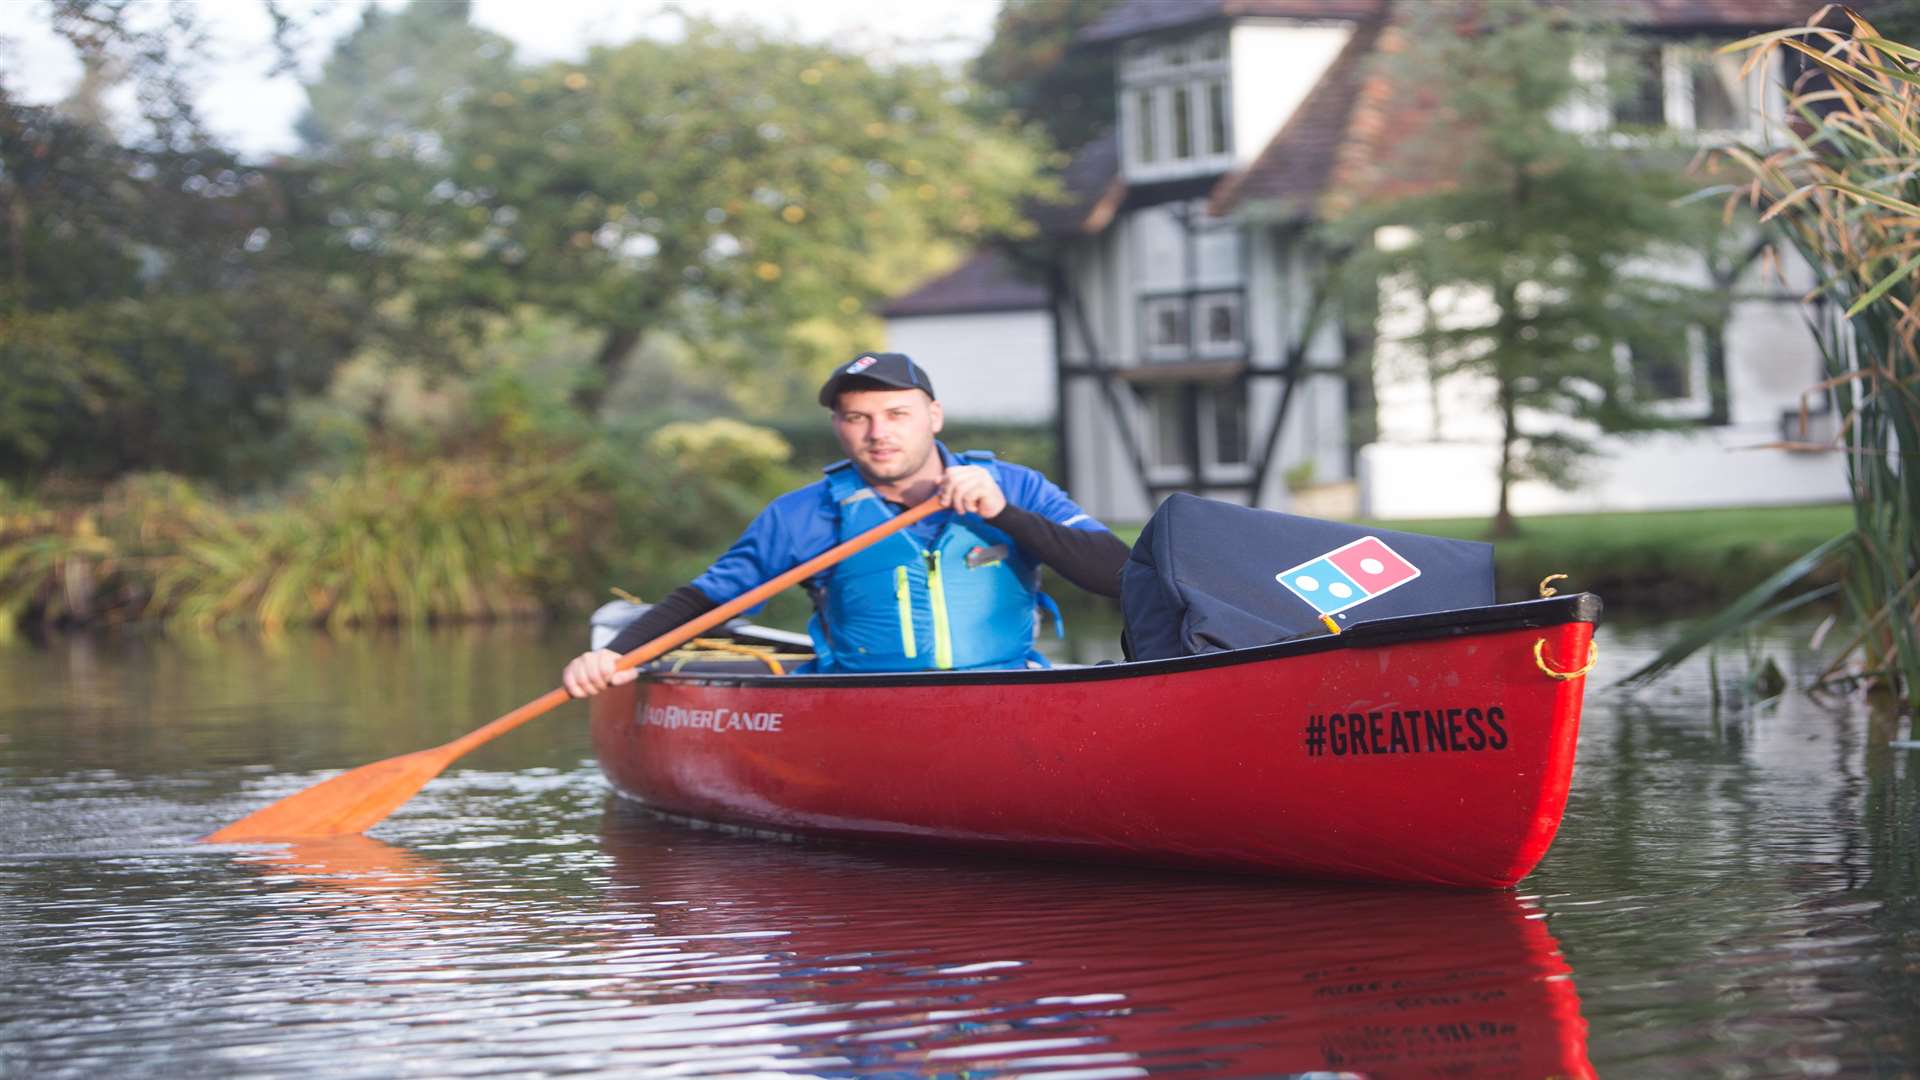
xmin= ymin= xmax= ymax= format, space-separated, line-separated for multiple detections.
xmin=940 ymin=465 xmax=1007 ymax=519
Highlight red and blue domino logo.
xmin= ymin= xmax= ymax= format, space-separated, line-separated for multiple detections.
xmin=1274 ymin=536 xmax=1421 ymax=617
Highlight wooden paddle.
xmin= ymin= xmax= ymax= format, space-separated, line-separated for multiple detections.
xmin=204 ymin=495 xmax=944 ymax=843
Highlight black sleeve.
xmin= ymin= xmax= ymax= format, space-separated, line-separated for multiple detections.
xmin=985 ymin=505 xmax=1130 ymax=598
xmin=603 ymin=584 xmax=720 ymax=655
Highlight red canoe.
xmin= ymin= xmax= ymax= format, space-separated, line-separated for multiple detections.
xmin=590 ymin=593 xmax=1599 ymax=888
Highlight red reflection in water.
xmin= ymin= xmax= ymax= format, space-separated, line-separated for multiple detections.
xmin=598 ymin=807 xmax=1596 ymax=1078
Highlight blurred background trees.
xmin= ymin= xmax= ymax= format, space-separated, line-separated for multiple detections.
xmin=1336 ymin=7 xmax=1725 ymax=538
xmin=0 ymin=0 xmax=1052 ymax=630
xmin=971 ymin=0 xmax=1120 ymax=154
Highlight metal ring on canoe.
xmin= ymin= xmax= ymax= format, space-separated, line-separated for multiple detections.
xmin=1533 ymin=638 xmax=1597 ymax=681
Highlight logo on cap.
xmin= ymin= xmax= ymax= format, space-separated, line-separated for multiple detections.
xmin=1274 ymin=536 xmax=1421 ymax=617
xmin=846 ymin=355 xmax=878 ymax=375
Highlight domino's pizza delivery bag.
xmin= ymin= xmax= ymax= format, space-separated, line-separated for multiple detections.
xmin=1121 ymin=492 xmax=1495 ymax=661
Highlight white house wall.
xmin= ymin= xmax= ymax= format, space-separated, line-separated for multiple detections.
xmin=1228 ymin=22 xmax=1354 ymax=169
xmin=1363 ymin=244 xmax=1847 ymax=518
xmin=884 ymin=311 xmax=1056 ymax=425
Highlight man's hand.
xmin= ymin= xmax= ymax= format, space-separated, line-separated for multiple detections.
xmin=940 ymin=464 xmax=1007 ymax=519
xmin=562 ymin=648 xmax=640 ymax=698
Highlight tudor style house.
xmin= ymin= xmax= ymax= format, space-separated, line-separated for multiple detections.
xmin=916 ymin=0 xmax=1849 ymax=524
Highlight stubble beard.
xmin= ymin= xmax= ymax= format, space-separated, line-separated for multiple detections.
xmin=860 ymin=440 xmax=934 ymax=486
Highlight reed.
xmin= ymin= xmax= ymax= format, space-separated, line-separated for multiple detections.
xmin=0 ymin=417 xmax=797 ymax=635
xmin=0 ymin=475 xmax=230 ymax=639
xmin=1625 ymin=9 xmax=1920 ymax=714
xmin=0 ymin=457 xmax=612 ymax=634
xmin=162 ymin=454 xmax=613 ymax=633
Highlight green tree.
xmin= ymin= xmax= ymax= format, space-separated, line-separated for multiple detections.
xmin=297 ymin=0 xmax=513 ymax=155
xmin=0 ymin=89 xmax=359 ymax=484
xmin=0 ymin=2 xmax=367 ymax=486
xmin=1338 ymin=8 xmax=1722 ymax=537
xmin=423 ymin=18 xmax=1048 ymax=416
xmin=972 ymin=0 xmax=1122 ymax=153
xmin=291 ymin=0 xmax=522 ymax=433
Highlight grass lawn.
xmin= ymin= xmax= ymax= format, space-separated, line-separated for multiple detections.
xmin=1115 ymin=503 xmax=1853 ymax=613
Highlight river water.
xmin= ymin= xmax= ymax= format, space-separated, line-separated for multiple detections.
xmin=2 ymin=615 xmax=1916 ymax=1077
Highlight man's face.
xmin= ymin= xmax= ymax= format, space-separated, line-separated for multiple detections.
xmin=831 ymin=387 xmax=944 ymax=485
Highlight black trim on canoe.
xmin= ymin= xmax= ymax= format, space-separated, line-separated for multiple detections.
xmin=637 ymin=593 xmax=1603 ymax=690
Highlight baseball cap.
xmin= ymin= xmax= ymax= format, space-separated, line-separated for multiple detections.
xmin=818 ymin=352 xmax=937 ymax=408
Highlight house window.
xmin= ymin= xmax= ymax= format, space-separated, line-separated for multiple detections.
xmin=1135 ymin=89 xmax=1157 ymax=164
xmin=1142 ymin=295 xmax=1189 ymax=360
xmin=1121 ymin=31 xmax=1233 ymax=177
xmin=1206 ymin=81 xmax=1229 ymax=156
xmin=1206 ymin=383 xmax=1250 ymax=467
xmin=1195 ymin=291 xmax=1244 ymax=357
xmin=1140 ymin=289 xmax=1244 ymax=362
xmin=1141 ymin=382 xmax=1248 ymax=476
xmin=1172 ymin=85 xmax=1193 ymax=159
xmin=1608 ymin=43 xmax=1760 ymax=135
xmin=1615 ymin=326 xmax=1713 ymax=420
xmin=1613 ymin=43 xmax=1663 ymax=126
xmin=1144 ymin=385 xmax=1195 ymax=472
xmin=1688 ymin=52 xmax=1747 ymax=131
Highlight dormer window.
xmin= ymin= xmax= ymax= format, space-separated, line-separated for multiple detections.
xmin=1121 ymin=30 xmax=1234 ymax=180
xmin=1601 ymin=42 xmax=1775 ymax=139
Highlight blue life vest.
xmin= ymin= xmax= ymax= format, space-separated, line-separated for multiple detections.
xmin=807 ymin=451 xmax=1057 ymax=673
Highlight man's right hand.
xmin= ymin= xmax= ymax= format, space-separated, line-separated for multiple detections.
xmin=563 ymin=648 xmax=640 ymax=698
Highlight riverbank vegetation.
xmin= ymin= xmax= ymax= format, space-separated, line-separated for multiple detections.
xmin=0 ymin=407 xmax=803 ymax=639
xmin=1374 ymin=504 xmax=1853 ymax=609
xmin=1626 ymin=11 xmax=1920 ymax=715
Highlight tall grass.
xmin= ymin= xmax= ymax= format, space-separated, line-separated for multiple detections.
xmin=1626 ymin=9 xmax=1920 ymax=716
xmin=160 ymin=456 xmax=611 ymax=632
xmin=0 ymin=417 xmax=798 ymax=636
xmin=0 ymin=475 xmax=227 ymax=640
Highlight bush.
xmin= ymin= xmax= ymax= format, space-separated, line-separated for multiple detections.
xmin=0 ymin=414 xmax=809 ymax=635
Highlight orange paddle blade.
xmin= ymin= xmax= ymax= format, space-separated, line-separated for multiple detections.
xmin=205 ymin=685 xmax=572 ymax=843
xmin=203 ymin=496 xmax=943 ymax=844
xmin=205 ymin=748 xmax=457 ymax=843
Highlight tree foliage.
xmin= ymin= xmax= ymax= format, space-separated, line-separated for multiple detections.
xmin=0 ymin=90 xmax=358 ymax=484
xmin=1337 ymin=7 xmax=1725 ymax=536
xmin=972 ymin=0 xmax=1123 ymax=153
xmin=1 ymin=1 xmax=1050 ymax=493
xmin=307 ymin=11 xmax=1050 ymax=417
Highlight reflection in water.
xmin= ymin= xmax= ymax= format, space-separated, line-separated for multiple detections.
xmin=593 ymin=805 xmax=1595 ymax=1077
xmin=196 ymin=812 xmax=1596 ymax=1077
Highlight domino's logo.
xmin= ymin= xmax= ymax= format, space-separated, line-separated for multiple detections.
xmin=1275 ymin=536 xmax=1421 ymax=617
xmin=846 ymin=355 xmax=878 ymax=374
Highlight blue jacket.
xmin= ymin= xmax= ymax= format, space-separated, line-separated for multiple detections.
xmin=687 ymin=444 xmax=1108 ymax=672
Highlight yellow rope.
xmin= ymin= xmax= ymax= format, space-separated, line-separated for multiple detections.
xmin=1538 ymin=573 xmax=1569 ymax=598
xmin=1320 ymin=614 xmax=1342 ymax=635
xmin=1533 ymin=638 xmax=1597 ymax=681
xmin=665 ymin=638 xmax=810 ymax=675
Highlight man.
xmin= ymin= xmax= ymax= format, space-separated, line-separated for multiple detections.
xmin=563 ymin=352 xmax=1128 ymax=696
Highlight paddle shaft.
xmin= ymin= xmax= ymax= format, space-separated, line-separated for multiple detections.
xmin=445 ymin=494 xmax=944 ymax=755
xmin=205 ymin=496 xmax=943 ymax=842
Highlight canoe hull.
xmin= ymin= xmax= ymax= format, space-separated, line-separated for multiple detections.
xmin=591 ymin=596 xmax=1597 ymax=887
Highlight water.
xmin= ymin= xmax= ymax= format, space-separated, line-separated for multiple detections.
xmin=3 ymin=618 xmax=1918 ymax=1077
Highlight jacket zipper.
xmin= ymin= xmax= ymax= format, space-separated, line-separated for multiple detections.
xmin=926 ymin=551 xmax=954 ymax=670
xmin=894 ymin=565 xmax=916 ymax=659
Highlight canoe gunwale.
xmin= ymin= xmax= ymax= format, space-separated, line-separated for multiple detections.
xmin=636 ymin=592 xmax=1602 ymax=690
